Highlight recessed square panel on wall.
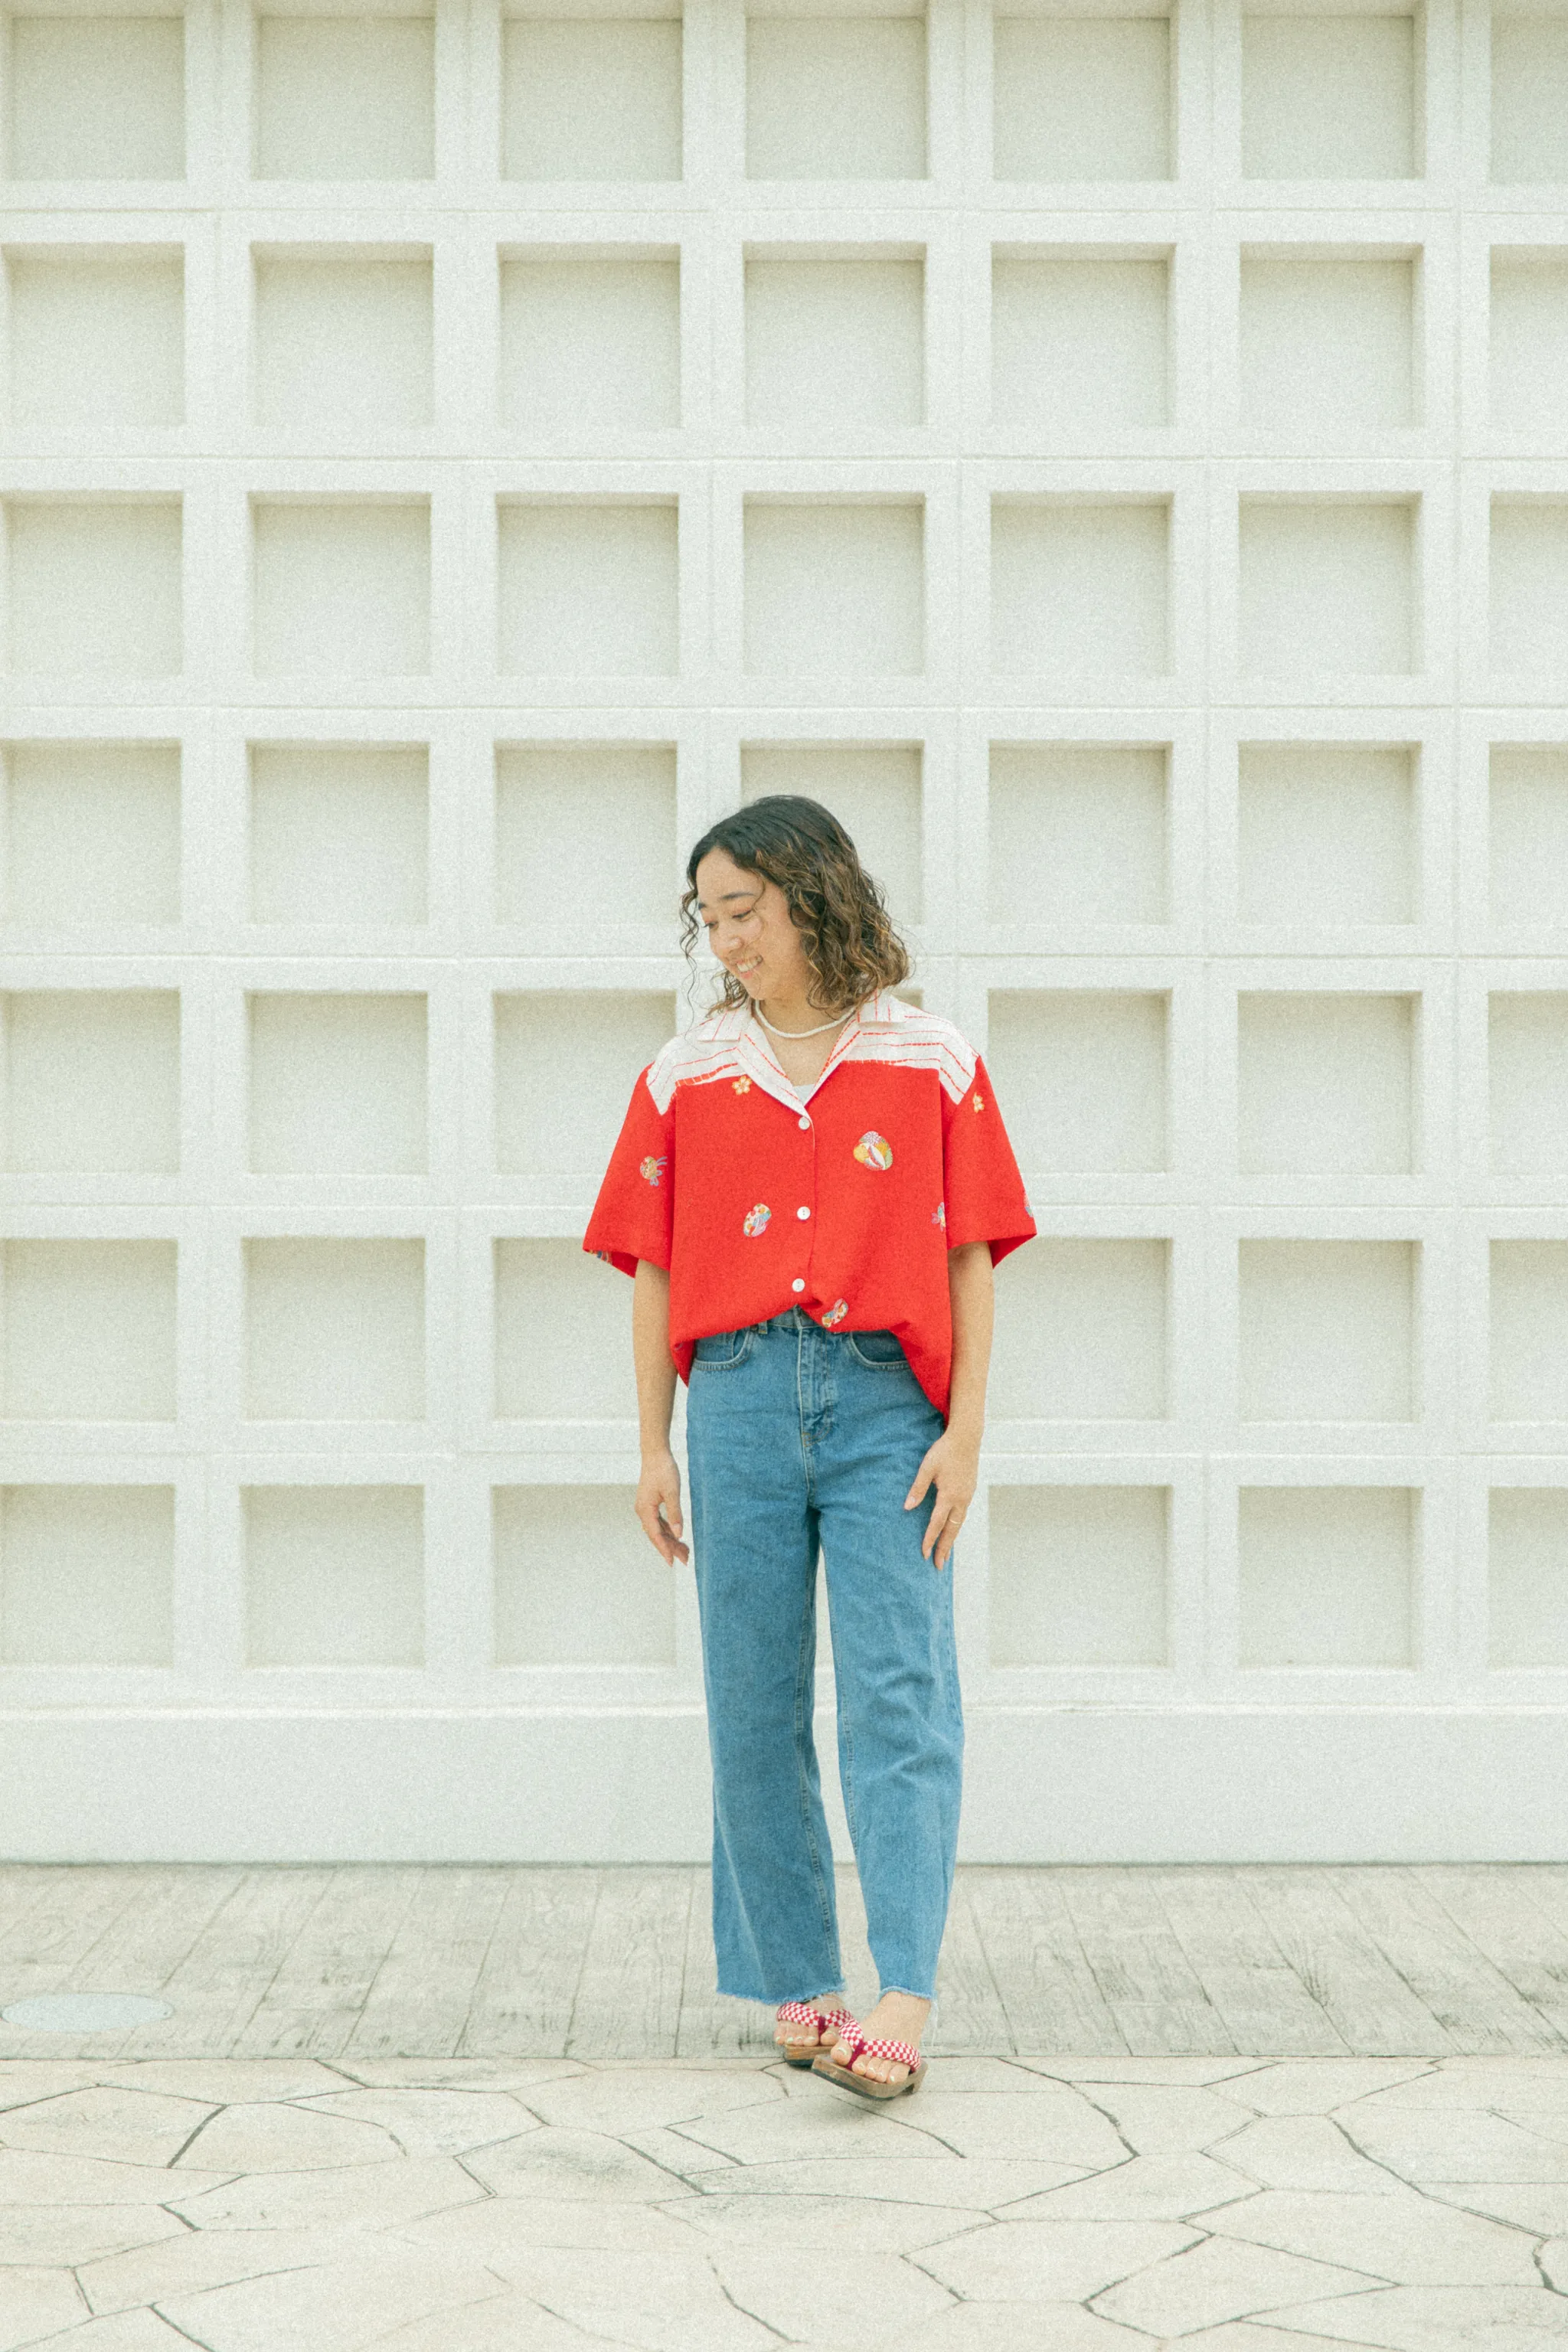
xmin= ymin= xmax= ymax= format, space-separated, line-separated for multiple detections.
xmin=1489 ymin=744 xmax=1568 ymax=928
xmin=992 ymin=18 xmax=1171 ymax=181
xmin=5 ymin=501 xmax=181 ymax=678
xmin=249 ymin=744 xmax=428 ymax=928
xmin=0 ymin=1241 xmax=176 ymax=1421
xmin=988 ymin=989 xmax=1168 ymax=1173
xmin=743 ymin=501 xmax=923 ymax=675
xmin=243 ymin=1486 xmax=423 ymax=1667
xmin=1238 ymin=500 xmax=1416 ymax=676
xmin=990 ymin=1238 xmax=1168 ymax=1419
xmin=501 ymin=17 xmax=682 ymax=181
xmin=2 ymin=743 xmax=181 ymax=929
xmin=0 ymin=1486 xmax=174 ymax=1668
xmin=6 ymin=17 xmax=185 ymax=179
xmin=1238 ymin=1486 xmax=1414 ymax=1667
xmin=1239 ymin=255 xmax=1415 ymax=434
xmin=2 ymin=992 xmax=179 ymax=1174
xmin=1237 ymin=993 xmax=1416 ymax=1175
xmin=496 ymin=744 xmax=676 ymax=930
xmin=250 ymin=501 xmax=430 ymax=678
xmin=247 ymin=994 xmax=428 ymax=1176
xmin=1489 ymin=254 xmax=1568 ymax=436
xmin=988 ymin=744 xmax=1168 ymax=926
xmin=746 ymin=14 xmax=926 ymax=179
xmin=500 ymin=254 xmax=680 ymax=433
xmin=494 ymin=989 xmax=675 ymax=1176
xmin=244 ymin=1238 xmax=424 ymax=1421
xmin=253 ymin=249 xmax=433 ymax=432
xmin=741 ymin=745 xmax=922 ymax=925
xmin=1489 ymin=1488 xmax=1568 ymax=1665
xmin=1241 ymin=12 xmax=1417 ymax=178
xmin=494 ymin=1484 xmax=675 ymax=1664
xmin=989 ymin=1485 xmax=1168 ymax=1666
xmin=1237 ymin=743 xmax=1415 ymax=927
xmin=1491 ymin=1242 xmax=1568 ymax=1421
xmin=1490 ymin=15 xmax=1568 ymax=182
xmin=1489 ymin=994 xmax=1568 ymax=1176
xmin=991 ymin=254 xmax=1169 ymax=435
xmin=746 ymin=256 xmax=924 ymax=433
xmin=1238 ymin=1240 xmax=1416 ymax=1422
xmin=497 ymin=501 xmax=678 ymax=675
xmin=1490 ymin=501 xmax=1568 ymax=678
xmin=495 ymin=1240 xmax=641 ymax=1420
xmin=253 ymin=14 xmax=435 ymax=180
xmin=6 ymin=247 xmax=184 ymax=430
xmin=991 ymin=501 xmax=1169 ymax=678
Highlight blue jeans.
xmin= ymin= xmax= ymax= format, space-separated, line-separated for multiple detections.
xmin=684 ymin=1304 xmax=964 ymax=2007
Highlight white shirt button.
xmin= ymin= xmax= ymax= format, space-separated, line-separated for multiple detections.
xmin=797 ymin=1205 xmax=810 ymax=1220
xmin=791 ymin=1278 xmax=805 ymax=1292
xmin=798 ymin=1115 xmax=810 ymax=1129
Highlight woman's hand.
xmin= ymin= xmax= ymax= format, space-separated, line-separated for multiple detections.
xmin=637 ymin=1448 xmax=690 ymax=1566
xmin=904 ymin=1427 xmax=979 ymax=1571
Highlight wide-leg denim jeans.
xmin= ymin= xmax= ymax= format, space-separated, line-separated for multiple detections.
xmin=684 ymin=1304 xmax=964 ymax=2006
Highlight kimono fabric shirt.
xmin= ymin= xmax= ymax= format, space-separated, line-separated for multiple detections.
xmin=582 ymin=986 xmax=1037 ymax=1423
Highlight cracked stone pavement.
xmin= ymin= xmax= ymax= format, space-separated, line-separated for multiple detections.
xmin=2 ymin=2053 xmax=1568 ymax=2347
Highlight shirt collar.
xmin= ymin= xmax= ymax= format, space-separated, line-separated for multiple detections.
xmin=706 ymin=985 xmax=904 ymax=1042
xmin=705 ymin=986 xmax=906 ymax=1117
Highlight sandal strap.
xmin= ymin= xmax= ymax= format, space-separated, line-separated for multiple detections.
xmin=776 ymin=2000 xmax=859 ymax=2031
xmin=831 ymin=2026 xmax=922 ymax=2070
xmin=858 ymin=2037 xmax=922 ymax=2069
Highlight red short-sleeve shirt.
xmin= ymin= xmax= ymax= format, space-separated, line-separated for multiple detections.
xmin=582 ymin=988 xmax=1037 ymax=1422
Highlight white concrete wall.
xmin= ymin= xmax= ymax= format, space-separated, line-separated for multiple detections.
xmin=2 ymin=0 xmax=1568 ymax=1858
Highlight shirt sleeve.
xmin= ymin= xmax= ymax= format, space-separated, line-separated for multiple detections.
xmin=941 ymin=1051 xmax=1037 ymax=1267
xmin=583 ymin=1063 xmax=675 ymax=1277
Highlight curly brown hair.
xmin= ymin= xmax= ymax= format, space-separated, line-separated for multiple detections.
xmin=680 ymin=795 xmax=911 ymax=1018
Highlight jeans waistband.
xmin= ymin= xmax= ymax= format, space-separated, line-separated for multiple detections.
xmin=750 ymin=1307 xmax=892 ymax=1338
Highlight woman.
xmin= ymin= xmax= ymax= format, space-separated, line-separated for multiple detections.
xmin=583 ymin=797 xmax=1036 ymax=2099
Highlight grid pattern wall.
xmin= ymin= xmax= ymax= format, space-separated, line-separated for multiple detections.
xmin=3 ymin=0 xmax=1568 ymax=1744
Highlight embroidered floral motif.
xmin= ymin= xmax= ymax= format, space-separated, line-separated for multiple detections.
xmin=732 ymin=1074 xmax=752 ymax=1093
xmin=743 ymin=1203 xmax=772 ymax=1236
xmin=972 ymin=1093 xmax=985 ymax=1114
xmin=933 ymin=1200 xmax=946 ymax=1228
xmin=853 ymin=1130 xmax=893 ymax=1171
xmin=639 ymin=1154 xmax=668 ymax=1186
xmin=822 ymin=1298 xmax=848 ymax=1328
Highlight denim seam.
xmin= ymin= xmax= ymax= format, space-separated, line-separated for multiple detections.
xmin=794 ymin=1552 xmax=835 ymax=1949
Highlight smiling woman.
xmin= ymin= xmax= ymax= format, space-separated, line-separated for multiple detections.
xmin=582 ymin=794 xmax=1036 ymax=2099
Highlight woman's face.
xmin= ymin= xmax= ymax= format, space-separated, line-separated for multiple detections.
xmin=694 ymin=848 xmax=809 ymax=1001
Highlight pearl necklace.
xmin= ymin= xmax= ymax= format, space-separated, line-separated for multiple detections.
xmin=753 ymin=1004 xmax=855 ymax=1038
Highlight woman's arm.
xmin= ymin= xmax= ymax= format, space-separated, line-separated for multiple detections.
xmin=946 ymin=1240 xmax=995 ymax=1446
xmin=632 ymin=1259 xmax=689 ymax=1563
xmin=905 ymin=1240 xmax=994 ymax=1570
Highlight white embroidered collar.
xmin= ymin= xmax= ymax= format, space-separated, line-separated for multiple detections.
xmin=703 ymin=985 xmax=909 ymax=1042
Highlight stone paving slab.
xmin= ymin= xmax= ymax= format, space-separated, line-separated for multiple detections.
xmin=1 ymin=2056 xmax=1567 ymax=2347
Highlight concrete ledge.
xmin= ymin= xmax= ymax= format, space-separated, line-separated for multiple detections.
xmin=5 ymin=1704 xmax=1568 ymax=1861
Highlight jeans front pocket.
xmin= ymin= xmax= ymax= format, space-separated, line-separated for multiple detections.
xmin=844 ymin=1328 xmax=909 ymax=1370
xmin=692 ymin=1326 xmax=756 ymax=1370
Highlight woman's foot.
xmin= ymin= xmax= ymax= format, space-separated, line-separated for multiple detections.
xmin=774 ymin=1997 xmax=849 ymax=2059
xmin=825 ymin=1990 xmax=930 ymax=2086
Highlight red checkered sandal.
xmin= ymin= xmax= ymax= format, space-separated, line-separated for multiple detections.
xmin=774 ymin=1999 xmax=859 ymax=2069
xmin=811 ymin=2021 xmax=928 ymax=2101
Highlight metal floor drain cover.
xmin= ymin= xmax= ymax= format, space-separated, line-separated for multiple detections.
xmin=2 ymin=1993 xmax=174 ymax=2031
